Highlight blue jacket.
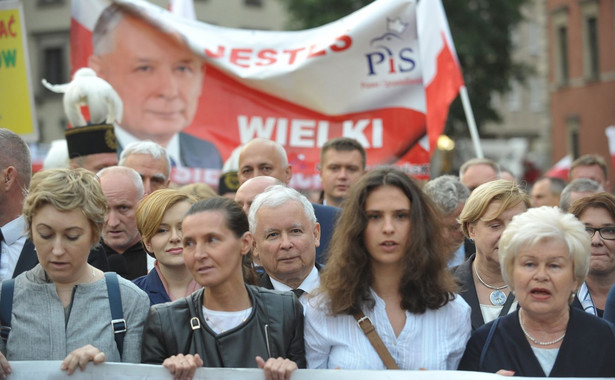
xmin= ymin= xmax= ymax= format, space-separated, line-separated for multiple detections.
xmin=133 ymin=268 xmax=171 ymax=306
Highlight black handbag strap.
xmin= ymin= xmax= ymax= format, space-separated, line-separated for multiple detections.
xmin=480 ymin=317 xmax=500 ymax=370
xmin=105 ymin=272 xmax=126 ymax=358
xmin=498 ymin=292 xmax=516 ymax=318
xmin=0 ymin=279 xmax=15 ymax=342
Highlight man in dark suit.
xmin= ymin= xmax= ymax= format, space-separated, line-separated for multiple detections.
xmin=89 ymin=3 xmax=222 ymax=169
xmin=238 ymin=138 xmax=340 ymax=265
xmin=249 ymin=185 xmax=320 ymax=307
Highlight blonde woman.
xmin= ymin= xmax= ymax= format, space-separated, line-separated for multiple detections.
xmin=133 ymin=189 xmax=200 ymax=305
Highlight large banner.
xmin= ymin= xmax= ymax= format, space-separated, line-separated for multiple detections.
xmin=7 ymin=361 xmax=574 ymax=380
xmin=0 ymin=1 xmax=37 ymax=142
xmin=70 ymin=0 xmax=463 ymax=186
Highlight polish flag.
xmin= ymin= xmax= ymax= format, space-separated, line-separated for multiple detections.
xmin=605 ymin=126 xmax=615 ymax=172
xmin=545 ymin=155 xmax=571 ymax=181
xmin=169 ymin=0 xmax=196 ymax=20
xmin=417 ymin=0 xmax=464 ymax=153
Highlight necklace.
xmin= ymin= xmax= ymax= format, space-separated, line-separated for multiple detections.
xmin=474 ymin=263 xmax=508 ymax=306
xmin=519 ymin=312 xmax=566 ymax=346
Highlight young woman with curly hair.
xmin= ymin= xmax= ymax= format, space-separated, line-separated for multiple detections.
xmin=304 ymin=167 xmax=471 ymax=370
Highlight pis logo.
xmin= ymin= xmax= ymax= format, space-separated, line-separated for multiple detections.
xmin=365 ymin=17 xmax=417 ymax=76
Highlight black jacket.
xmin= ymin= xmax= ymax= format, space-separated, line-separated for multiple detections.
xmin=458 ymin=307 xmax=615 ymax=377
xmin=141 ymin=285 xmax=305 ymax=368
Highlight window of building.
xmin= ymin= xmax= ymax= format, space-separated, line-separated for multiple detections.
xmin=35 ymin=32 xmax=70 ymax=98
xmin=244 ymin=0 xmax=263 ymax=7
xmin=507 ymin=79 xmax=522 ymax=112
xmin=529 ymin=76 xmax=543 ymax=112
xmin=586 ymin=16 xmax=600 ymax=80
xmin=43 ymin=47 xmax=65 ymax=85
xmin=566 ymin=116 xmax=580 ymax=159
xmin=558 ymin=26 xmax=569 ymax=84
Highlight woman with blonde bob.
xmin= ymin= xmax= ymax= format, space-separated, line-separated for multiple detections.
xmin=0 ymin=169 xmax=149 ymax=378
xmin=459 ymin=206 xmax=615 ymax=377
xmin=456 ymin=179 xmax=530 ymax=330
xmin=304 ymin=167 xmax=471 ymax=370
xmin=133 ymin=189 xmax=200 ymax=305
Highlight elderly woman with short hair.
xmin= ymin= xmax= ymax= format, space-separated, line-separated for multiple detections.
xmin=459 ymin=206 xmax=615 ymax=377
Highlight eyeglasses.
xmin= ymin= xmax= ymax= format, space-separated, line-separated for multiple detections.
xmin=585 ymin=226 xmax=615 ymax=240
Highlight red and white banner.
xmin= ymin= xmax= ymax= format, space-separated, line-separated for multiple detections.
xmin=70 ymin=0 xmax=463 ymax=186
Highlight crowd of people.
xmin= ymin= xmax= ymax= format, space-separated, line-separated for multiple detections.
xmin=3 ymin=123 xmax=615 ymax=379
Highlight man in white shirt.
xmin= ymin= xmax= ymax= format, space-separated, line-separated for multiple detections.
xmin=249 ymin=185 xmax=321 ymax=307
xmin=0 ymin=129 xmax=32 ymax=281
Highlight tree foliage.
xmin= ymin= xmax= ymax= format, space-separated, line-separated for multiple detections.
xmin=283 ymin=0 xmax=529 ymax=137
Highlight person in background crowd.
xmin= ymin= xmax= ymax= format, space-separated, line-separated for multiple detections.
xmin=218 ymin=171 xmax=240 ymax=199
xmin=0 ymin=169 xmax=149 ymax=378
xmin=249 ymin=185 xmax=321 ymax=309
xmin=456 ymin=180 xmax=530 ymax=330
xmin=89 ymin=3 xmax=222 ymax=169
xmin=178 ymin=182 xmax=217 ymax=200
xmin=119 ymin=140 xmax=171 ymax=196
xmin=459 ymin=206 xmax=615 ymax=377
xmin=98 ymin=166 xmax=148 ymax=279
xmin=559 ymin=178 xmax=604 ymax=212
xmin=65 ymin=124 xmax=119 ymax=173
xmin=238 ymin=138 xmax=339 ymax=265
xmin=318 ymin=137 xmax=366 ymax=207
xmin=133 ymin=189 xmax=200 ymax=305
xmin=304 ymin=168 xmax=470 ymax=370
xmin=235 ymin=176 xmax=283 ymax=216
xmin=141 ymin=197 xmax=304 ymax=380
xmin=424 ymin=175 xmax=470 ymax=267
xmin=569 ymin=193 xmax=615 ymax=317
xmin=531 ymin=177 xmax=566 ymax=208
xmin=459 ymin=158 xmax=501 ymax=192
xmin=569 ymin=154 xmax=610 ymax=192
xmin=499 ymin=166 xmax=516 ymax=183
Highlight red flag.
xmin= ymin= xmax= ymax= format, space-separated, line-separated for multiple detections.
xmin=417 ymin=0 xmax=464 ymax=153
xmin=545 ymin=155 xmax=571 ymax=181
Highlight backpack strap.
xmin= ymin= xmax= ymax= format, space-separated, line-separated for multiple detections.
xmin=0 ymin=279 xmax=15 ymax=342
xmin=105 ymin=272 xmax=126 ymax=358
xmin=479 ymin=317 xmax=500 ymax=371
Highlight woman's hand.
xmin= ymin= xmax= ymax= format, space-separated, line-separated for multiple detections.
xmin=496 ymin=369 xmax=515 ymax=376
xmin=256 ymin=356 xmax=298 ymax=380
xmin=0 ymin=352 xmax=11 ymax=379
xmin=162 ymin=353 xmax=203 ymax=380
xmin=60 ymin=344 xmax=106 ymax=375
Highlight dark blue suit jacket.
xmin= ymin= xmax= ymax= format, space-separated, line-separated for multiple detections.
xmin=179 ymin=132 xmax=222 ymax=169
xmin=312 ymin=202 xmax=340 ymax=265
xmin=133 ymin=267 xmax=171 ymax=306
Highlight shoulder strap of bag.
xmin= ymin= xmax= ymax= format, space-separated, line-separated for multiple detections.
xmin=353 ymin=312 xmax=399 ymax=369
xmin=479 ymin=317 xmax=500 ymax=370
xmin=498 ymin=292 xmax=516 ymax=318
xmin=0 ymin=279 xmax=15 ymax=342
xmin=105 ymin=272 xmax=126 ymax=358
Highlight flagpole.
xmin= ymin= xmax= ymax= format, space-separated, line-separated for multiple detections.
xmin=459 ymin=85 xmax=483 ymax=158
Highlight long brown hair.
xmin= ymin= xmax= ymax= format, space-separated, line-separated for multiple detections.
xmin=319 ymin=167 xmax=457 ymax=315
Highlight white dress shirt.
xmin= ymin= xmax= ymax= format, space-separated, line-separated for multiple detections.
xmin=269 ymin=266 xmax=320 ymax=311
xmin=0 ymin=215 xmax=28 ymax=281
xmin=114 ymin=125 xmax=182 ymax=168
xmin=304 ymin=288 xmax=471 ymax=370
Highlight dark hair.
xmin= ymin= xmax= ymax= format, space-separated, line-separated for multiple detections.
xmin=569 ymin=192 xmax=615 ymax=222
xmin=319 ymin=167 xmax=457 ymax=315
xmin=185 ymin=197 xmax=248 ymax=238
xmin=320 ymin=137 xmax=367 ymax=169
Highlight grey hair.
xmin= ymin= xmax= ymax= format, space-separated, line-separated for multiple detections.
xmin=119 ymin=140 xmax=171 ymax=176
xmin=424 ymin=175 xmax=470 ymax=214
xmin=0 ymin=128 xmax=32 ymax=188
xmin=92 ymin=4 xmax=127 ymax=55
xmin=499 ymin=206 xmax=590 ymax=294
xmin=97 ymin=165 xmax=145 ymax=199
xmin=458 ymin=158 xmax=501 ymax=182
xmin=560 ymin=178 xmax=604 ymax=212
xmin=248 ymin=184 xmax=316 ymax=234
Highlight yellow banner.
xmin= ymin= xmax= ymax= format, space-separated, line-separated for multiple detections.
xmin=0 ymin=2 xmax=37 ymax=141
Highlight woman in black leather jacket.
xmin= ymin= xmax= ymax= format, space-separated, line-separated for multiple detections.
xmin=141 ymin=197 xmax=304 ymax=380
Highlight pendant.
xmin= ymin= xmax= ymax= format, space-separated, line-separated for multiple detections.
xmin=490 ymin=290 xmax=507 ymax=306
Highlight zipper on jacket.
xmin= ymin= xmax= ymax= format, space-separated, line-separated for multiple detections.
xmin=65 ymin=285 xmax=78 ymax=327
xmin=264 ymin=324 xmax=271 ymax=358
